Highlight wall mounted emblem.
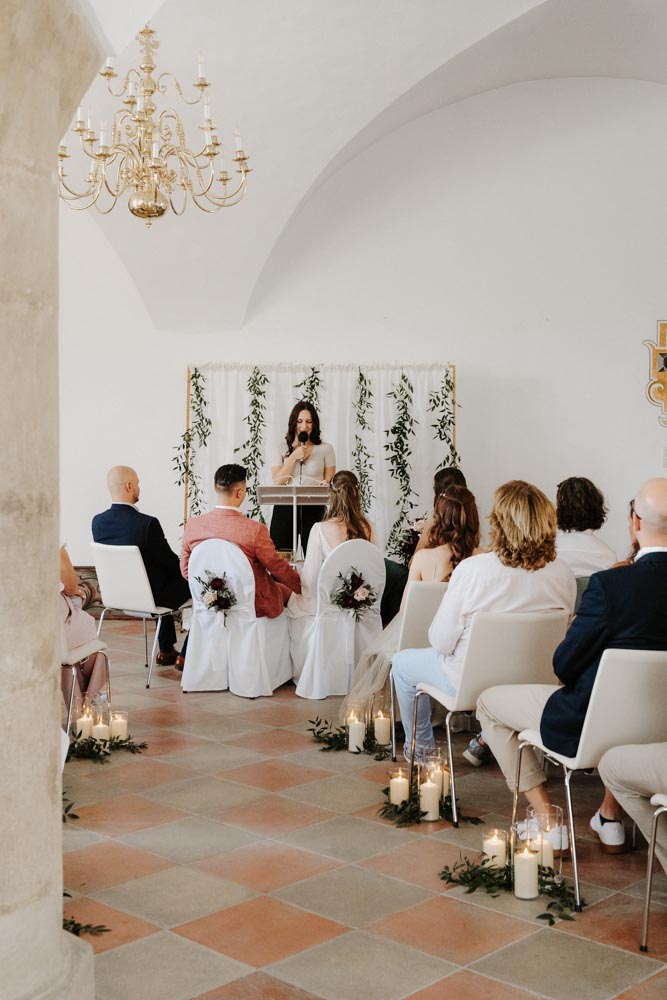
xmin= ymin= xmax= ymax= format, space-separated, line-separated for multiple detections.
xmin=644 ymin=322 xmax=667 ymax=427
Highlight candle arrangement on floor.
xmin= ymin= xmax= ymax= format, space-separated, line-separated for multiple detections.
xmin=66 ymin=696 xmax=146 ymax=763
xmin=379 ymin=746 xmax=476 ymax=827
xmin=438 ymin=803 xmax=583 ymax=925
xmin=307 ymin=711 xmax=391 ymax=759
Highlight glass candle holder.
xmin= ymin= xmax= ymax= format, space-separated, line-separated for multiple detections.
xmin=423 ymin=753 xmax=445 ymax=800
xmin=372 ymin=700 xmax=391 ymax=745
xmin=388 ymin=767 xmax=410 ymax=805
xmin=73 ymin=699 xmax=94 ymax=740
xmin=511 ymin=821 xmax=540 ymax=899
xmin=346 ymin=702 xmax=367 ymax=753
xmin=418 ymin=769 xmax=441 ymax=821
xmin=526 ymin=803 xmax=564 ymax=875
xmin=482 ymin=828 xmax=508 ymax=868
xmin=110 ymin=710 xmax=129 ymax=740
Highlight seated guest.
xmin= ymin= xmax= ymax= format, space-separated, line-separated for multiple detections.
xmin=392 ymin=480 xmax=576 ymax=760
xmin=612 ymin=500 xmax=640 ymax=567
xmin=181 ymin=463 xmax=301 ymax=616
xmin=477 ymin=478 xmax=667 ymax=852
xmin=413 ymin=466 xmax=467 ymax=556
xmin=288 ymin=470 xmax=375 ymax=618
xmin=556 ymin=476 xmax=616 ymax=575
xmin=92 ymin=466 xmax=191 ymax=668
xmin=342 ymin=485 xmax=480 ymax=720
xmin=60 ymin=545 xmax=107 ymax=708
xmin=599 ymin=743 xmax=667 ymax=867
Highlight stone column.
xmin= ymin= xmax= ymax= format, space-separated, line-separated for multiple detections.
xmin=0 ymin=3 xmax=102 ymax=998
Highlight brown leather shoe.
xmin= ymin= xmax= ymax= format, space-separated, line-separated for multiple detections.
xmin=175 ymin=656 xmax=185 ymax=672
xmin=156 ymin=649 xmax=178 ymax=666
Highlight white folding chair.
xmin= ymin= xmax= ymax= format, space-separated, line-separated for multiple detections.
xmin=61 ymin=618 xmax=111 ymax=737
xmin=182 ymin=539 xmax=292 ymax=697
xmin=91 ymin=542 xmax=190 ymax=688
xmin=641 ymin=792 xmax=667 ymax=952
xmin=293 ymin=540 xmax=386 ymax=699
xmin=512 ymin=649 xmax=667 ymax=911
xmin=389 ymin=581 xmax=448 ymax=759
xmin=409 ymin=610 xmax=569 ymax=826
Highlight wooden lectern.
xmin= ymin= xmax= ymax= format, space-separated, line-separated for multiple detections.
xmin=257 ymin=485 xmax=329 ymax=557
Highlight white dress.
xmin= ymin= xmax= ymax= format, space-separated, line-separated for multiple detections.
xmin=287 ymin=522 xmax=338 ymax=617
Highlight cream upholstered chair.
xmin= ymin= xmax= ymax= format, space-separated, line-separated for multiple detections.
xmin=60 ymin=618 xmax=111 ymax=737
xmin=641 ymin=792 xmax=667 ymax=952
xmin=292 ymin=539 xmax=386 ymax=699
xmin=91 ymin=542 xmax=191 ymax=688
xmin=512 ymin=649 xmax=667 ymax=911
xmin=389 ymin=581 xmax=448 ymax=759
xmin=408 ymin=610 xmax=569 ymax=826
xmin=182 ymin=539 xmax=292 ymax=697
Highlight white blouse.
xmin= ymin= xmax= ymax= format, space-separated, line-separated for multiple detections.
xmin=555 ymin=529 xmax=616 ymax=577
xmin=428 ymin=551 xmax=576 ymax=692
xmin=276 ymin=441 xmax=336 ymax=485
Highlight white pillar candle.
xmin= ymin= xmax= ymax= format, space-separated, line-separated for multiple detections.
xmin=513 ymin=846 xmax=539 ymax=899
xmin=427 ymin=765 xmax=443 ymax=798
xmin=76 ymin=105 xmax=84 ymax=123
xmin=92 ymin=722 xmax=110 ymax=741
xmin=482 ymin=831 xmax=507 ymax=868
xmin=529 ymin=832 xmax=554 ymax=869
xmin=235 ymin=128 xmax=243 ymax=151
xmin=75 ymin=714 xmax=93 ymax=740
xmin=198 ymin=53 xmax=205 ymax=79
xmin=347 ymin=715 xmax=365 ymax=753
xmin=419 ymin=779 xmax=440 ymax=821
xmin=99 ymin=121 xmax=108 ymax=147
xmin=374 ymin=712 xmax=391 ymax=745
xmin=110 ymin=714 xmax=128 ymax=740
xmin=389 ymin=770 xmax=409 ymax=805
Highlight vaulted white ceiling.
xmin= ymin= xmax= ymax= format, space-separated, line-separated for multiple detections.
xmin=64 ymin=0 xmax=667 ymax=332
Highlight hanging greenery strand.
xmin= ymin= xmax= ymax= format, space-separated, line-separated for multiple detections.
xmin=428 ymin=366 xmax=461 ymax=468
xmin=173 ymin=367 xmax=212 ymax=521
xmin=351 ymin=368 xmax=374 ymax=513
xmin=234 ymin=366 xmax=269 ymax=521
xmin=384 ymin=371 xmax=419 ymax=557
xmin=294 ymin=366 xmax=323 ymax=410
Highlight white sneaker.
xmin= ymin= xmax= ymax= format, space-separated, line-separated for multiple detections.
xmin=589 ymin=810 xmax=625 ymax=854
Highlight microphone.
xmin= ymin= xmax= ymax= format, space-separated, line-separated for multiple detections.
xmin=297 ymin=431 xmax=309 ymax=484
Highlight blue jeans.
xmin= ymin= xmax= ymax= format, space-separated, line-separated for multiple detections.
xmin=391 ymin=648 xmax=456 ymax=754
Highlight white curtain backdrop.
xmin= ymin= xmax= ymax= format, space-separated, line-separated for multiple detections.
xmin=189 ymin=362 xmax=457 ymax=552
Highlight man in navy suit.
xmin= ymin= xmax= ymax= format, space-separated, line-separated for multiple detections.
xmin=92 ymin=466 xmax=191 ymax=668
xmin=477 ymin=477 xmax=667 ymax=853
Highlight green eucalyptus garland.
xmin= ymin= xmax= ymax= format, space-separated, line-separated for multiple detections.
xmin=173 ymin=367 xmax=212 ymax=521
xmin=294 ymin=366 xmax=324 ymax=410
xmin=352 ymin=368 xmax=375 ymax=513
xmin=428 ymin=367 xmax=460 ymax=468
xmin=384 ymin=371 xmax=419 ymax=557
xmin=235 ymin=366 xmax=269 ymax=521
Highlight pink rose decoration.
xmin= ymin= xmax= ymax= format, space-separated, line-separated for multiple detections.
xmin=353 ymin=586 xmax=369 ymax=602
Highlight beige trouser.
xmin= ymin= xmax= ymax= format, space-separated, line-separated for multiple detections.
xmin=476 ymin=684 xmax=560 ymax=793
xmin=599 ymin=743 xmax=667 ymax=873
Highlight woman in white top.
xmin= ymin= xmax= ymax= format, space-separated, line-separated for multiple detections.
xmin=270 ymin=401 xmax=336 ymax=555
xmin=392 ymin=480 xmax=576 ymax=757
xmin=341 ymin=486 xmax=480 ymax=720
xmin=555 ymin=477 xmax=616 ymax=576
xmin=288 ymin=470 xmax=375 ymax=618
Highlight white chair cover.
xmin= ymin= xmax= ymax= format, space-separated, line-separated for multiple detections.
xmin=294 ymin=540 xmax=386 ymax=699
xmin=182 ymin=539 xmax=291 ymax=697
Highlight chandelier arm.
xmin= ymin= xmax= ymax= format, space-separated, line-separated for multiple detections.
xmin=168 ymin=190 xmax=188 ymax=215
xmin=105 ymin=69 xmax=142 ymax=99
xmin=58 ymin=174 xmax=100 ymax=200
xmin=166 ymin=150 xmax=216 ymax=197
xmin=156 ymin=72 xmax=205 ymax=106
xmin=94 ymin=196 xmax=120 ymax=215
xmin=191 ymin=194 xmax=229 ymax=213
xmin=199 ymin=175 xmax=248 ymax=207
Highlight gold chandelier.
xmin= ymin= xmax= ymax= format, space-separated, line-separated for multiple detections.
xmin=57 ymin=24 xmax=251 ymax=227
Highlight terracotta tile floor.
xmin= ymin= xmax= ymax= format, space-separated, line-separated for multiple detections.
xmin=62 ymin=622 xmax=667 ymax=1000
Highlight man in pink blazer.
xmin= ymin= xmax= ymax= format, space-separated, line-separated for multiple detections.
xmin=180 ymin=464 xmax=301 ymax=617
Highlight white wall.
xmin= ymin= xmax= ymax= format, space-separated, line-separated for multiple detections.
xmin=60 ymin=76 xmax=667 ymax=562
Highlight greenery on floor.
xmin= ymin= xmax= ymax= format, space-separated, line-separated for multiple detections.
xmin=66 ymin=734 xmax=148 ymax=764
xmin=62 ymin=792 xmax=78 ymax=823
xmin=438 ymin=855 xmax=585 ymax=925
xmin=378 ymin=785 xmax=482 ymax=828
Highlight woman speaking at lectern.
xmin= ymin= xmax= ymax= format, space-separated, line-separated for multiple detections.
xmin=270 ymin=401 xmax=336 ymax=555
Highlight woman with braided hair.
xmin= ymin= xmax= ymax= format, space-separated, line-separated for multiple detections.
xmin=340 ymin=485 xmax=480 ymax=720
